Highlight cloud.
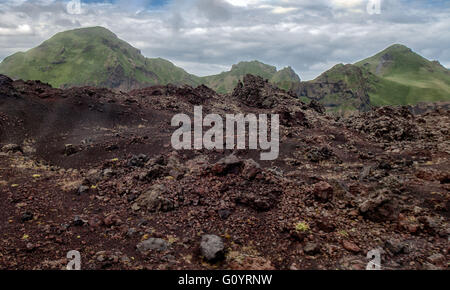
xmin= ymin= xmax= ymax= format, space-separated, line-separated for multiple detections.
xmin=0 ymin=0 xmax=449 ymax=79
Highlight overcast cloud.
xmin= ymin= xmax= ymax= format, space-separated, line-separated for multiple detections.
xmin=0 ymin=0 xmax=449 ymax=80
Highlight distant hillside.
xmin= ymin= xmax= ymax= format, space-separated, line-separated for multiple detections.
xmin=0 ymin=27 xmax=301 ymax=93
xmin=293 ymin=44 xmax=450 ymax=113
xmin=201 ymin=61 xmax=301 ymax=94
xmin=0 ymin=27 xmax=201 ymax=90
xmin=355 ymin=44 xmax=450 ymax=106
xmin=291 ymin=64 xmax=374 ymax=113
xmin=1 ymin=28 xmax=448 ymax=110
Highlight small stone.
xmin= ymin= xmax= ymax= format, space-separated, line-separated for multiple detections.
xmin=212 ymin=154 xmax=242 ymax=175
xmin=102 ymin=168 xmax=114 ymax=179
xmin=427 ymin=253 xmax=445 ymax=264
xmin=137 ymin=238 xmax=168 ymax=253
xmin=200 ymin=234 xmax=224 ymax=262
xmin=96 ymin=251 xmax=106 ymax=262
xmin=26 ymin=243 xmax=35 ymax=251
xmin=422 ymin=262 xmax=441 ymax=270
xmin=2 ymin=144 xmax=22 ymax=153
xmin=242 ymin=159 xmax=261 ymax=180
xmin=127 ymin=154 xmax=149 ymax=167
xmin=385 ymin=239 xmax=406 ymax=255
xmin=131 ymin=203 xmax=140 ymax=211
xmin=126 ymin=228 xmax=137 ymax=237
xmin=218 ymin=209 xmax=231 ymax=220
xmin=313 ymin=181 xmax=333 ymax=202
xmin=135 ymin=184 xmax=174 ymax=212
xmin=64 ymin=144 xmax=78 ymax=156
xmin=303 ymin=242 xmax=320 ymax=255
xmin=343 ymin=240 xmax=361 ymax=253
xmin=103 ymin=214 xmax=121 ymax=227
xmin=77 ymin=185 xmax=90 ymax=195
xmin=73 ymin=216 xmax=86 ymax=227
xmin=21 ymin=212 xmax=34 ymax=222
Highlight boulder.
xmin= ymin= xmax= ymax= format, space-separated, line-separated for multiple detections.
xmin=359 ymin=190 xmax=398 ymax=222
xmin=211 ymin=154 xmax=243 ymax=175
xmin=134 ymin=184 xmax=174 ymax=212
xmin=313 ymin=181 xmax=334 ymax=202
xmin=200 ymin=234 xmax=224 ymax=262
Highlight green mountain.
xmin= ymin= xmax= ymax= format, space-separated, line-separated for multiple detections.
xmin=291 ymin=64 xmax=374 ymax=113
xmin=293 ymin=44 xmax=450 ymax=112
xmin=0 ymin=27 xmax=301 ymax=93
xmin=200 ymin=61 xmax=301 ymax=93
xmin=355 ymin=44 xmax=450 ymax=106
xmin=1 ymin=27 xmax=447 ymax=110
xmin=0 ymin=26 xmax=201 ymax=90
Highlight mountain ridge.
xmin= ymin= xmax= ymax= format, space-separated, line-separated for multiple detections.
xmin=291 ymin=44 xmax=450 ymax=113
xmin=1 ymin=27 xmax=449 ymax=112
xmin=0 ymin=26 xmax=301 ymax=92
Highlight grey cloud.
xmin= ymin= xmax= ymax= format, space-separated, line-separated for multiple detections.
xmin=0 ymin=0 xmax=448 ymax=80
xmin=195 ymin=0 xmax=232 ymax=22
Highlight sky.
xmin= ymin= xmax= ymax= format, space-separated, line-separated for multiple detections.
xmin=0 ymin=0 xmax=449 ymax=80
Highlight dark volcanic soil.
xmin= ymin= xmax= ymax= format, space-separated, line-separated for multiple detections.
xmin=0 ymin=74 xmax=448 ymax=270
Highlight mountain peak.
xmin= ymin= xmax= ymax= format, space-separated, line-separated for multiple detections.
xmin=379 ymin=44 xmax=414 ymax=56
xmin=0 ymin=26 xmax=199 ymax=90
xmin=273 ymin=66 xmax=301 ymax=82
xmin=231 ymin=60 xmax=277 ymax=73
xmin=52 ymin=26 xmax=118 ymax=40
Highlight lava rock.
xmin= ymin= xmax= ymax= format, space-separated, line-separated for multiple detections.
xmin=0 ymin=74 xmax=13 ymax=86
xmin=384 ymin=239 xmax=407 ymax=255
xmin=235 ymin=190 xmax=281 ymax=212
xmin=127 ymin=154 xmax=149 ymax=167
xmin=427 ymin=253 xmax=445 ymax=265
xmin=316 ymin=218 xmax=335 ymax=233
xmin=358 ymin=190 xmax=398 ymax=222
xmin=73 ymin=216 xmax=86 ymax=227
xmin=200 ymin=234 xmax=224 ymax=262
xmin=77 ymin=185 xmax=90 ymax=195
xmin=342 ymin=240 xmax=361 ymax=253
xmin=218 ymin=209 xmax=232 ymax=220
xmin=137 ymin=238 xmax=169 ymax=253
xmin=102 ymin=168 xmax=115 ymax=179
xmin=2 ymin=144 xmax=22 ymax=153
xmin=308 ymin=100 xmax=326 ymax=114
xmin=21 ymin=212 xmax=34 ymax=222
xmin=212 ymin=154 xmax=243 ymax=175
xmin=64 ymin=144 xmax=78 ymax=156
xmin=303 ymin=242 xmax=320 ymax=255
xmin=242 ymin=159 xmax=261 ymax=180
xmin=134 ymin=184 xmax=174 ymax=212
xmin=313 ymin=181 xmax=334 ymax=202
xmin=139 ymin=164 xmax=166 ymax=182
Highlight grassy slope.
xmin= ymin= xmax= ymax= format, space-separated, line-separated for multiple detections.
xmin=0 ymin=28 xmax=300 ymax=92
xmin=0 ymin=27 xmax=200 ymax=88
xmin=307 ymin=64 xmax=375 ymax=112
xmin=355 ymin=44 xmax=450 ymax=106
xmin=300 ymin=44 xmax=450 ymax=111
xmin=200 ymin=61 xmax=301 ymax=93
